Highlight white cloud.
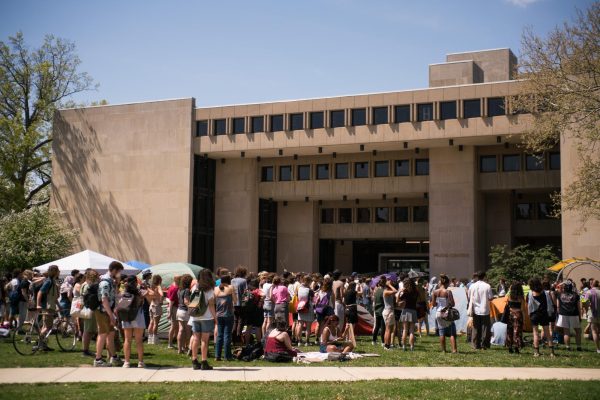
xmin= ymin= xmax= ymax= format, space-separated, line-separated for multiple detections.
xmin=505 ymin=0 xmax=541 ymax=7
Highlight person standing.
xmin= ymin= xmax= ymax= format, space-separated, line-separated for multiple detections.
xmin=431 ymin=274 xmax=457 ymax=353
xmin=467 ymin=271 xmax=493 ymax=350
xmin=120 ymin=276 xmax=147 ymax=368
xmin=528 ymin=277 xmax=556 ymax=357
xmin=584 ymin=280 xmax=600 ymax=353
xmin=36 ymin=265 xmax=60 ymax=351
xmin=81 ymin=269 xmax=99 ymax=357
xmin=214 ymin=273 xmax=236 ymax=361
xmin=382 ymin=279 xmax=397 ymax=350
xmin=147 ymin=274 xmax=163 ymax=345
xmin=176 ymin=274 xmax=193 ymax=354
xmin=505 ymin=282 xmax=524 ymax=354
xmin=189 ymin=269 xmax=217 ymax=370
xmin=398 ymin=278 xmax=418 ymax=351
xmin=556 ymin=280 xmax=582 ymax=351
xmin=331 ymin=270 xmax=345 ymax=331
xmin=271 ymin=276 xmax=290 ymax=328
xmin=231 ymin=266 xmax=248 ymax=344
xmin=140 ymin=269 xmax=153 ymax=340
xmin=371 ymin=279 xmax=385 ymax=346
xmin=295 ymin=275 xmax=314 ymax=346
xmin=165 ymin=275 xmax=180 ymax=349
xmin=93 ymin=261 xmax=124 ymax=367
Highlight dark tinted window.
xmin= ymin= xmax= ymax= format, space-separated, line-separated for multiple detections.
xmin=526 ymin=154 xmax=544 ymax=171
xmin=440 ymin=101 xmax=456 ymax=120
xmin=310 ymin=112 xmax=324 ymax=129
xmin=351 ymin=108 xmax=366 ymax=126
xmin=233 ymin=117 xmax=245 ymax=134
xmin=330 ymin=110 xmax=345 ymax=128
xmin=417 ymin=103 xmax=433 ymax=121
xmin=321 ymin=208 xmax=334 ymax=224
xmin=335 ymin=163 xmax=349 ymax=179
xmin=261 ymin=166 xmax=273 ymax=182
xmin=372 ymin=107 xmax=388 ymax=125
xmin=279 ymin=165 xmax=292 ymax=181
xmin=196 ymin=120 xmax=208 ymax=137
xmin=394 ymin=206 xmax=409 ymax=222
xmin=270 ymin=115 xmax=284 ymax=132
xmin=549 ymin=152 xmax=560 ymax=170
xmin=538 ymin=203 xmax=553 ymax=219
xmin=290 ymin=113 xmax=304 ymax=130
xmin=374 ymin=161 xmax=389 ymax=177
xmin=503 ymin=154 xmax=520 ymax=172
xmin=463 ymin=99 xmax=481 ymax=118
xmin=375 ymin=207 xmax=389 ymax=223
xmin=415 ymin=159 xmax=429 ymax=176
xmin=338 ymin=208 xmax=352 ymax=223
xmin=480 ymin=155 xmax=497 ymax=173
xmin=413 ymin=206 xmax=428 ymax=222
xmin=515 ymin=203 xmax=532 ymax=219
xmin=395 ymin=159 xmax=410 ymax=176
xmin=394 ymin=105 xmax=411 ymax=123
xmin=357 ymin=208 xmax=371 ymax=223
xmin=354 ymin=161 xmax=369 ymax=178
xmin=316 ymin=164 xmax=329 ymax=180
xmin=488 ymin=97 xmax=505 ymax=117
xmin=214 ymin=119 xmax=226 ymax=135
xmin=297 ymin=164 xmax=310 ymax=180
xmin=251 ymin=116 xmax=264 ymax=133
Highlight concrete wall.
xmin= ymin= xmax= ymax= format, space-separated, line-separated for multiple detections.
xmin=51 ymin=98 xmax=194 ymax=264
xmin=276 ymin=201 xmax=318 ymax=273
xmin=446 ymin=49 xmax=517 ymax=83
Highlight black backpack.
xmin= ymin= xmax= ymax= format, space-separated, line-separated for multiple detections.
xmin=115 ymin=293 xmax=141 ymax=322
xmin=83 ymin=278 xmax=111 ymax=311
xmin=236 ymin=342 xmax=264 ymax=362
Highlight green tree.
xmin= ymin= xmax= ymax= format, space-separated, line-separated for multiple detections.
xmin=0 ymin=206 xmax=78 ymax=273
xmin=0 ymin=31 xmax=96 ymax=213
xmin=486 ymin=244 xmax=559 ymax=287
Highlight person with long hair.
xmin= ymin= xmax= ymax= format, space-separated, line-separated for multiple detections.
xmin=431 ymin=274 xmax=457 ymax=353
xmin=121 ymin=275 xmax=147 ymax=368
xmin=556 ymin=280 xmax=582 ymax=351
xmin=382 ymin=279 xmax=397 ymax=350
xmin=189 ymin=269 xmax=217 ymax=370
xmin=399 ymin=278 xmax=418 ymax=351
xmin=315 ymin=278 xmax=333 ymax=340
xmin=319 ymin=315 xmax=354 ymax=354
xmin=147 ymin=275 xmax=163 ymax=345
xmin=166 ymin=275 xmax=181 ymax=349
xmin=371 ymin=277 xmax=386 ymax=346
xmin=295 ymin=275 xmax=314 ymax=346
xmin=214 ymin=272 xmax=237 ymax=361
xmin=261 ymin=274 xmax=274 ymax=336
xmin=271 ymin=276 xmax=290 ymax=329
xmin=527 ymin=277 xmax=555 ymax=357
xmin=176 ymin=274 xmax=193 ymax=354
xmin=505 ymin=281 xmax=524 ymax=354
xmin=344 ymin=281 xmax=358 ymax=335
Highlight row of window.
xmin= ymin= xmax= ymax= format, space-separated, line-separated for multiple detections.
xmin=480 ymin=152 xmax=560 ymax=173
xmin=261 ymin=159 xmax=429 ymax=182
xmin=515 ymin=202 xmax=557 ymax=220
xmin=196 ymin=97 xmax=507 ymax=136
xmin=320 ymin=206 xmax=429 ymax=224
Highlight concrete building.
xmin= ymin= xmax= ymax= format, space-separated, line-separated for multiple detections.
xmin=50 ymin=48 xmax=600 ymax=279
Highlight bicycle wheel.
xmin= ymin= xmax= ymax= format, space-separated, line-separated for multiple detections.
xmin=13 ymin=321 xmax=41 ymax=356
xmin=55 ymin=318 xmax=79 ymax=352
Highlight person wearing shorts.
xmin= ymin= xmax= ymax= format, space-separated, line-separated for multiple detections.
xmin=176 ymin=275 xmax=193 ymax=354
xmin=189 ymin=269 xmax=216 ymax=370
xmin=556 ymin=280 xmax=582 ymax=351
xmin=382 ymin=279 xmax=397 ymax=350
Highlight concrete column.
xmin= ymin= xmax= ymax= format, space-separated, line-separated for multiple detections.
xmin=428 ymin=146 xmax=480 ymax=279
xmin=277 ymin=201 xmax=318 ymax=273
xmin=213 ymin=158 xmax=259 ymax=272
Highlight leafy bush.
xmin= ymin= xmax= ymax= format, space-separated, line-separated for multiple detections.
xmin=0 ymin=207 xmax=78 ymax=273
xmin=486 ymin=244 xmax=559 ymax=287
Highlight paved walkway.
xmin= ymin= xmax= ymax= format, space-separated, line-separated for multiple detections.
xmin=0 ymin=367 xmax=599 ymax=383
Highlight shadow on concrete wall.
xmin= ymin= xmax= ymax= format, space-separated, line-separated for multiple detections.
xmin=52 ymin=110 xmax=150 ymax=263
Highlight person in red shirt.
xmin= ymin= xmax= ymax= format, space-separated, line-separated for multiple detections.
xmin=166 ymin=276 xmax=181 ymax=349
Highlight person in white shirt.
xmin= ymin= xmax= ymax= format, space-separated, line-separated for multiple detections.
xmin=467 ymin=271 xmax=493 ymax=350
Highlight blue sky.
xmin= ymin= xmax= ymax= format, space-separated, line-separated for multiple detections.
xmin=0 ymin=0 xmax=594 ymax=107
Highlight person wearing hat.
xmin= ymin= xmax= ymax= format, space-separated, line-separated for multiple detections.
xmin=141 ymin=269 xmax=153 ymax=340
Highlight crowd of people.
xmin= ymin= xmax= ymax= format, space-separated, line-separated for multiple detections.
xmin=1 ymin=263 xmax=599 ymax=370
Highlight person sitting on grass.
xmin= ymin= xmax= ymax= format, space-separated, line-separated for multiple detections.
xmin=264 ymin=318 xmax=298 ymax=361
xmin=320 ymin=315 xmax=354 ymax=354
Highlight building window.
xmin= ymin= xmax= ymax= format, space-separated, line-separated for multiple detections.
xmin=335 ymin=163 xmax=349 ymax=179
xmin=351 ymin=108 xmax=366 ymax=126
xmin=394 ymin=206 xmax=409 ymax=222
xmin=310 ymin=111 xmax=324 ymax=129
xmin=440 ymin=101 xmax=456 ymax=120
xmin=515 ymin=203 xmax=533 ymax=220
xmin=417 ymin=103 xmax=433 ymax=121
xmin=526 ymin=154 xmax=544 ymax=171
xmin=488 ymin=97 xmax=505 ymax=117
xmin=321 ymin=208 xmax=334 ymax=224
xmin=232 ymin=117 xmax=245 ymax=134
xmin=503 ymin=154 xmax=521 ymax=172
xmin=357 ymin=207 xmax=371 ymax=223
xmin=463 ymin=99 xmax=481 ymax=118
xmin=339 ymin=208 xmax=352 ymax=223
xmin=330 ymin=110 xmax=345 ymax=128
xmin=270 ymin=114 xmax=284 ymax=132
xmin=279 ymin=165 xmax=292 ymax=181
xmin=375 ymin=207 xmax=390 ymax=223
xmin=214 ymin=119 xmax=226 ymax=135
xmin=395 ymin=159 xmax=410 ymax=176
xmin=549 ymin=152 xmax=560 ymax=170
xmin=372 ymin=107 xmax=388 ymax=125
xmin=297 ymin=164 xmax=311 ymax=180
xmin=196 ymin=120 xmax=208 ymax=137
xmin=538 ymin=203 xmax=553 ymax=219
xmin=374 ymin=161 xmax=389 ymax=177
xmin=415 ymin=159 xmax=429 ymax=176
xmin=251 ymin=116 xmax=264 ymax=133
xmin=261 ymin=166 xmax=273 ymax=182
xmin=480 ymin=155 xmax=497 ymax=173
xmin=354 ymin=161 xmax=369 ymax=178
xmin=289 ymin=113 xmax=304 ymax=130
xmin=316 ymin=164 xmax=329 ymax=180
xmin=413 ymin=206 xmax=428 ymax=222
xmin=394 ymin=105 xmax=411 ymax=123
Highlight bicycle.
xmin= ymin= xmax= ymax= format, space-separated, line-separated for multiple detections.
xmin=13 ymin=309 xmax=79 ymax=355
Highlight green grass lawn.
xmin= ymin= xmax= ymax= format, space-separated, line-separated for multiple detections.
xmin=1 ymin=331 xmax=599 ymax=369
xmin=0 ymin=380 xmax=597 ymax=400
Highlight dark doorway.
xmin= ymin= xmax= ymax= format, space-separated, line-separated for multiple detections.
xmin=319 ymin=239 xmax=336 ymax=275
xmin=352 ymin=240 xmax=429 ymax=274
xmin=258 ymin=199 xmax=278 ymax=272
xmin=191 ymin=156 xmax=215 ymax=269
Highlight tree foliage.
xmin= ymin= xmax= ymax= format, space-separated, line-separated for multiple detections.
xmin=513 ymin=4 xmax=600 ymax=222
xmin=0 ymin=31 xmax=96 ymax=213
xmin=0 ymin=206 xmax=78 ymax=273
xmin=486 ymin=244 xmax=559 ymax=287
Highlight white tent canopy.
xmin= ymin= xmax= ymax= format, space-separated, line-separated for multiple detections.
xmin=34 ymin=250 xmax=140 ymax=278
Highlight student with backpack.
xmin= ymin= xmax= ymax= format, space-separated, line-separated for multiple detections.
xmin=118 ymin=275 xmax=148 ymax=368
xmin=36 ymin=265 xmax=60 ymax=351
xmin=189 ymin=269 xmax=217 ymax=370
xmin=80 ymin=269 xmax=99 ymax=357
xmin=314 ymin=278 xmax=333 ymax=341
xmin=240 ymin=278 xmax=263 ymax=344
